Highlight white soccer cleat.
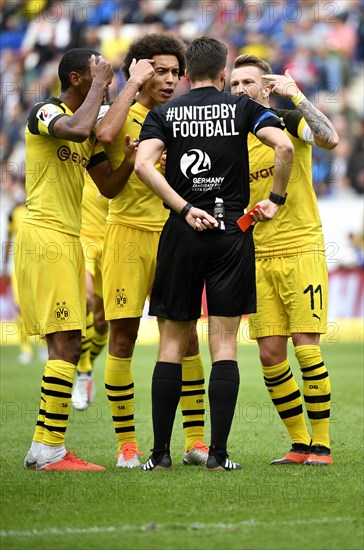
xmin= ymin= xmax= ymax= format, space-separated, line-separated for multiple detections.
xmin=183 ymin=441 xmax=209 ymax=465
xmin=37 ymin=346 xmax=48 ymax=362
xmin=72 ymin=373 xmax=95 ymax=410
xmin=18 ymin=350 xmax=33 ymax=365
xmin=24 ymin=449 xmax=38 ymax=469
xmin=116 ymin=442 xmax=143 ymax=468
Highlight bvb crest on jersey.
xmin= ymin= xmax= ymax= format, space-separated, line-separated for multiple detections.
xmin=115 ymin=289 xmax=127 ymax=309
xmin=54 ymin=302 xmax=70 ymax=321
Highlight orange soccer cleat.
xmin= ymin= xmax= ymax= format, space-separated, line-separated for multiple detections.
xmin=304 ymin=445 xmax=333 ymax=466
xmin=270 ymin=443 xmax=311 ymax=465
xmin=37 ymin=450 xmax=105 ymax=471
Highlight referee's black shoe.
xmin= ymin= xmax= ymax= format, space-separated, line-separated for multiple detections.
xmin=206 ymin=454 xmax=241 ymax=471
xmin=139 ymin=453 xmax=172 ymax=471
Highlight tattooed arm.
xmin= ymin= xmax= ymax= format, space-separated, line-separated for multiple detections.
xmin=262 ymin=70 xmax=339 ymax=150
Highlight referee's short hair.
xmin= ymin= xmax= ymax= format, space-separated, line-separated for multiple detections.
xmin=58 ymin=48 xmax=100 ymax=92
xmin=233 ymin=54 xmax=273 ymax=75
xmin=186 ymin=36 xmax=228 ymax=82
xmin=122 ymin=33 xmax=186 ymax=79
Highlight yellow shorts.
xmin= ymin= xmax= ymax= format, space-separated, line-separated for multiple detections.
xmin=14 ymin=225 xmax=86 ymax=337
xmin=102 ymin=224 xmax=161 ymax=320
xmin=80 ymin=233 xmax=104 ymax=298
xmin=10 ymin=270 xmax=20 ymax=307
xmin=249 ymin=252 xmax=328 ymax=339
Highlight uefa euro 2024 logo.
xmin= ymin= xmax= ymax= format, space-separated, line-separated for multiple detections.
xmin=180 ymin=149 xmax=211 ymax=179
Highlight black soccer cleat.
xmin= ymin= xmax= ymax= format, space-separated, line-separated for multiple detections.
xmin=139 ymin=453 xmax=172 ymax=471
xmin=206 ymin=455 xmax=241 ymax=471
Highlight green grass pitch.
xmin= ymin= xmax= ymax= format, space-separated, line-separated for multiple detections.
xmin=0 ymin=341 xmax=363 ymax=550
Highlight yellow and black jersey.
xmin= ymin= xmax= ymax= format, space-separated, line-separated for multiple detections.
xmin=23 ymin=97 xmax=107 ymax=237
xmin=248 ymin=109 xmax=325 ymax=258
xmin=81 ymin=172 xmax=108 ymax=243
xmin=8 ymin=203 xmax=28 ymax=237
xmin=102 ymin=101 xmax=168 ymax=232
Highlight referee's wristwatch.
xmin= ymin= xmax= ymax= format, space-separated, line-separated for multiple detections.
xmin=269 ymin=191 xmax=287 ymax=205
xmin=179 ymin=202 xmax=193 ymax=218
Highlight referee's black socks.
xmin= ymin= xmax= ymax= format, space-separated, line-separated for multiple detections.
xmin=152 ymin=361 xmax=182 ymax=460
xmin=208 ymin=360 xmax=240 ymax=455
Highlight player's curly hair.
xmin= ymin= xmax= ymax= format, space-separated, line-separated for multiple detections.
xmin=58 ymin=48 xmax=100 ymax=92
xmin=122 ymin=33 xmax=186 ymax=79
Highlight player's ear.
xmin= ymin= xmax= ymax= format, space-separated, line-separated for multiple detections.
xmin=69 ymin=71 xmax=81 ymax=87
xmin=262 ymin=83 xmax=272 ymax=98
xmin=219 ymin=68 xmax=226 ymax=91
xmin=185 ymin=68 xmax=190 ymax=82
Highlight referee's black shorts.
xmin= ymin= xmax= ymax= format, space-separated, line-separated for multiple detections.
xmin=149 ymin=214 xmax=256 ymax=321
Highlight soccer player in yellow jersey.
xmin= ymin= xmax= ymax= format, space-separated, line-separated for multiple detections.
xmin=96 ymin=34 xmax=209 ymax=468
xmin=4 ymin=201 xmax=30 ymax=360
xmin=73 ymin=138 xmax=139 ymax=410
xmin=4 ymin=199 xmax=45 ymax=363
xmin=71 ymin=172 xmax=108 ymax=409
xmin=230 ymin=54 xmax=339 ymax=465
xmin=15 ymin=48 xmax=154 ymax=471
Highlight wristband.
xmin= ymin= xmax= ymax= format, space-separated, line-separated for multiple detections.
xmin=291 ymin=92 xmax=306 ymax=106
xmin=269 ymin=191 xmax=287 ymax=205
xmin=179 ymin=202 xmax=193 ymax=218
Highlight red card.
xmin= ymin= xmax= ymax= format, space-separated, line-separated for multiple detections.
xmin=237 ymin=206 xmax=261 ymax=232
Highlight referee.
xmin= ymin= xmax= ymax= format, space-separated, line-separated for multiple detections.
xmin=135 ymin=36 xmax=294 ymax=471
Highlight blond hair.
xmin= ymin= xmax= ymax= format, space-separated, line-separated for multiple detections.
xmin=233 ymin=54 xmax=272 ymax=75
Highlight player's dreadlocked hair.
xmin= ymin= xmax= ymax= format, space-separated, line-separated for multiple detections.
xmin=58 ymin=48 xmax=100 ymax=92
xmin=122 ymin=33 xmax=186 ymax=79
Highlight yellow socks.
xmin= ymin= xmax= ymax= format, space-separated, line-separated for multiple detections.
xmin=262 ymin=359 xmax=311 ymax=445
xmin=105 ymin=354 xmax=136 ymax=452
xmin=42 ymin=360 xmax=75 ymax=446
xmin=180 ymin=353 xmax=205 ymax=450
xmin=77 ymin=311 xmax=94 ymax=374
xmin=296 ymin=345 xmax=331 ymax=448
xmin=33 ymin=377 xmax=46 ymax=443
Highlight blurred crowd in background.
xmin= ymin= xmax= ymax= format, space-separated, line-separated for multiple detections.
xmin=1 ymin=0 xmax=363 ymax=254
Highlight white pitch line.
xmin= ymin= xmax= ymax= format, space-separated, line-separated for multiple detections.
xmin=0 ymin=517 xmax=358 ymax=538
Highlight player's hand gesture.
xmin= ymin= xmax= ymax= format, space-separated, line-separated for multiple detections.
xmin=90 ymin=55 xmax=114 ymax=88
xmin=261 ymin=69 xmax=301 ymax=100
xmin=123 ymin=134 xmax=139 ymax=166
xmin=253 ymin=199 xmax=281 ymax=222
xmin=128 ymin=58 xmax=155 ymax=87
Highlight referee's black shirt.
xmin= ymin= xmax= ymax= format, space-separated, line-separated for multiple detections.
xmin=139 ymin=86 xmax=283 ymax=214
